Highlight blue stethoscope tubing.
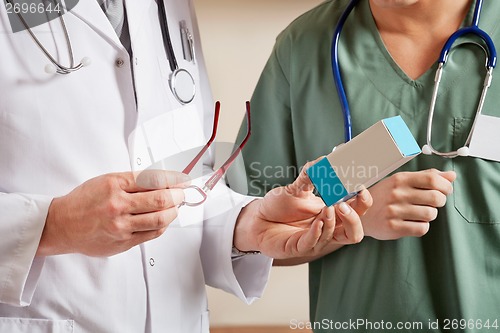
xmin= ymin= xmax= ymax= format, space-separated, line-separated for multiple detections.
xmin=331 ymin=0 xmax=360 ymax=142
xmin=439 ymin=0 xmax=496 ymax=68
xmin=331 ymin=0 xmax=497 ymax=143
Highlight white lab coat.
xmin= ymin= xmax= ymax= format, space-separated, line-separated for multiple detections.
xmin=0 ymin=1 xmax=272 ymax=332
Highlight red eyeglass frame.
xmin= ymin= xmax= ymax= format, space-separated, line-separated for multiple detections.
xmin=180 ymin=101 xmax=251 ymax=207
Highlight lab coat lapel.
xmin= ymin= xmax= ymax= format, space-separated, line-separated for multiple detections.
xmin=124 ymin=0 xmax=154 ymax=41
xmin=65 ymin=0 xmax=124 ymax=49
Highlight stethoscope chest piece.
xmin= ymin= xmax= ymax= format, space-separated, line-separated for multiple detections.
xmin=170 ymin=68 xmax=196 ymax=105
xmin=157 ymin=0 xmax=196 ymax=105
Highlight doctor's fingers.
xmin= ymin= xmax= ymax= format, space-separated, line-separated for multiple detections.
xmin=128 ymin=227 xmax=170 ymax=248
xmin=293 ymin=206 xmax=335 ymax=253
xmin=124 ymin=170 xmax=191 ymax=192
xmin=127 ymin=188 xmax=185 ymax=214
xmin=129 ymin=207 xmax=180 ymax=232
xmin=333 ymin=202 xmax=364 ymax=244
xmin=314 ymin=206 xmax=337 ymax=247
xmin=296 ymin=218 xmax=325 ymax=253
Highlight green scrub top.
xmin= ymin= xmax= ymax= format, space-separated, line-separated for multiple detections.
xmin=233 ymin=0 xmax=500 ymax=331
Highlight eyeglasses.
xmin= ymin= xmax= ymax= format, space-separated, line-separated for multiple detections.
xmin=180 ymin=101 xmax=251 ymax=207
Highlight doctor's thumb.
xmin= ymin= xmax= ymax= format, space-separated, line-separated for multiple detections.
xmin=288 ymin=156 xmax=326 ymax=194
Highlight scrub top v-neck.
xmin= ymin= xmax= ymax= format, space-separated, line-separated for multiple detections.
xmin=236 ymin=0 xmax=500 ymax=330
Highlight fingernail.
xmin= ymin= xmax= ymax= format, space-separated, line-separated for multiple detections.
xmin=326 ymin=207 xmax=333 ymax=220
xmin=358 ymin=190 xmax=368 ymax=202
xmin=318 ymin=221 xmax=324 ymax=231
xmin=339 ymin=202 xmax=351 ymax=215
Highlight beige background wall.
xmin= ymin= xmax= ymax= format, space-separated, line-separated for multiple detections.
xmin=194 ymin=0 xmax=322 ymax=327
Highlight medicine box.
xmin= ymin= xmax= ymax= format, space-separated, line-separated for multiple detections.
xmin=307 ymin=116 xmax=421 ymax=206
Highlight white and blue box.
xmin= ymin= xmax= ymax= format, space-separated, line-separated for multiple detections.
xmin=307 ymin=116 xmax=421 ymax=206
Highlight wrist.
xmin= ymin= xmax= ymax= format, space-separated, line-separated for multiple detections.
xmin=233 ymin=199 xmax=262 ymax=252
xmin=37 ymin=197 xmax=68 ymax=257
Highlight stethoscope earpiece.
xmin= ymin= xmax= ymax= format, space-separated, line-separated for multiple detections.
xmin=81 ymin=57 xmax=92 ymax=67
xmin=457 ymin=146 xmax=470 ymax=157
xmin=44 ymin=64 xmax=58 ymax=74
xmin=421 ymin=145 xmax=433 ymax=155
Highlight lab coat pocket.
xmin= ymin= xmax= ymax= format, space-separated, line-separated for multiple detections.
xmin=200 ymin=310 xmax=210 ymax=333
xmin=0 ymin=317 xmax=74 ymax=333
xmin=452 ymin=117 xmax=500 ymax=224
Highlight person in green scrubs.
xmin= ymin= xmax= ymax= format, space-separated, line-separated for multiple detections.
xmin=232 ymin=0 xmax=500 ymax=331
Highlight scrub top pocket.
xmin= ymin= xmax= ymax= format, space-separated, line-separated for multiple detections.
xmin=452 ymin=117 xmax=500 ymax=224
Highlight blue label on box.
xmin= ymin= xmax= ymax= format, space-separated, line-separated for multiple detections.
xmin=382 ymin=116 xmax=421 ymax=157
xmin=306 ymin=157 xmax=349 ymax=206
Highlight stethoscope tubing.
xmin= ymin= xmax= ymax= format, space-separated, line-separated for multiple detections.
xmin=439 ymin=28 xmax=496 ymax=68
xmin=10 ymin=0 xmax=195 ymax=104
xmin=439 ymin=0 xmax=497 ymax=67
xmin=157 ymin=0 xmax=178 ymax=72
xmin=156 ymin=0 xmax=196 ymax=104
xmin=6 ymin=0 xmax=88 ymax=74
xmin=332 ymin=0 xmax=496 ymax=158
xmin=331 ymin=0 xmax=360 ymax=142
xmin=425 ymin=0 xmax=496 ymax=158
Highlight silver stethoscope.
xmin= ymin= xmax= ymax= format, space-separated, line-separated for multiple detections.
xmin=8 ymin=0 xmax=195 ymax=105
xmin=332 ymin=0 xmax=497 ymax=158
xmin=6 ymin=0 xmax=91 ymax=74
xmin=157 ymin=0 xmax=196 ymax=104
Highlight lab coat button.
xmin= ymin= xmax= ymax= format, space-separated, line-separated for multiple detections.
xmin=136 ymin=157 xmax=142 ymax=166
xmin=115 ymin=58 xmax=126 ymax=68
xmin=149 ymin=258 xmax=155 ymax=267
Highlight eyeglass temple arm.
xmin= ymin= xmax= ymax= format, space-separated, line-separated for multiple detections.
xmin=203 ymin=101 xmax=251 ymax=192
xmin=182 ymin=101 xmax=221 ymax=174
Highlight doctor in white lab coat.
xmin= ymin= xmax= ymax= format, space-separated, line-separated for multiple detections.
xmin=0 ymin=1 xmax=370 ymax=332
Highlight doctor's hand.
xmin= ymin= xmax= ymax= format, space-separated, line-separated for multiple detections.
xmin=233 ymin=160 xmax=372 ymax=260
xmin=361 ymin=169 xmax=456 ymax=240
xmin=37 ymin=171 xmax=190 ymax=257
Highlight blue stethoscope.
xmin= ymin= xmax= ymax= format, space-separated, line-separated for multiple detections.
xmin=332 ymin=0 xmax=497 ymax=158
